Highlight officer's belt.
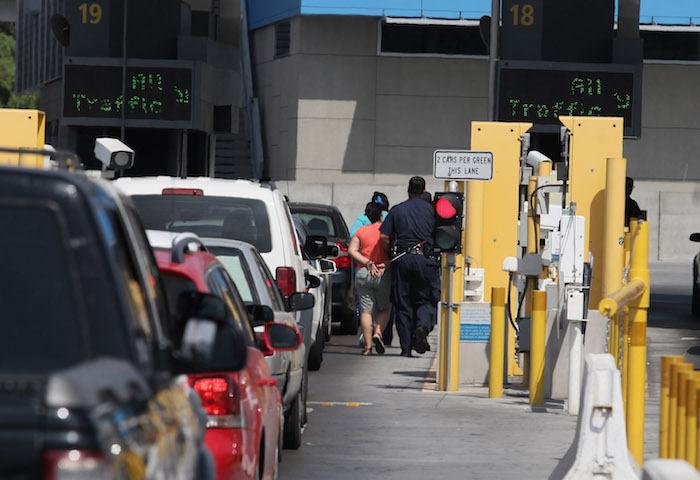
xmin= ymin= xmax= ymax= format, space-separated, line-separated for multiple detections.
xmin=395 ymin=245 xmax=424 ymax=255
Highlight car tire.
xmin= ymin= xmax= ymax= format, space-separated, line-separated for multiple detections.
xmin=283 ymin=390 xmax=303 ymax=450
xmin=308 ymin=332 xmax=323 ymax=371
xmin=693 ymin=261 xmax=700 ymax=316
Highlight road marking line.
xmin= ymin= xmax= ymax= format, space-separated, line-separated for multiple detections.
xmin=682 ymin=337 xmax=699 ymax=340
xmin=308 ymin=401 xmax=373 ymax=407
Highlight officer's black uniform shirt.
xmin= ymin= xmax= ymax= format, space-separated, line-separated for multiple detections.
xmin=380 ymin=196 xmax=435 ymax=248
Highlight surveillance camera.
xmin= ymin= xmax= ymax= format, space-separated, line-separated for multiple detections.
xmin=526 ymin=150 xmax=553 ymax=169
xmin=94 ymin=137 xmax=134 ymax=170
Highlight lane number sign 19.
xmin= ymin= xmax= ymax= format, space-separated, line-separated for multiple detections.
xmin=433 ymin=150 xmax=494 ymax=181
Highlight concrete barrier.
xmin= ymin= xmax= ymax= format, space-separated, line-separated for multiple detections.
xmin=641 ymin=459 xmax=700 ymax=479
xmin=549 ymin=353 xmax=639 ymax=479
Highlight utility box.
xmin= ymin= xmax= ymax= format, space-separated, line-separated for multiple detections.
xmin=0 ymin=109 xmax=46 ymax=168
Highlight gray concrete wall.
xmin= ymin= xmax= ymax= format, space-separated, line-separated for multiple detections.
xmin=251 ymin=15 xmax=700 ymax=262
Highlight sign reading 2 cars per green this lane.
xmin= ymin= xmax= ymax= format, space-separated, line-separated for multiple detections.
xmin=63 ymin=64 xmax=192 ymax=122
xmin=433 ymin=150 xmax=494 ymax=181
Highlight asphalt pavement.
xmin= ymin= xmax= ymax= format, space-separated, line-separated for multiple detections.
xmin=279 ymin=261 xmax=698 ymax=479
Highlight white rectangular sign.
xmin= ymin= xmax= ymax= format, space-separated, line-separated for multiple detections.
xmin=433 ymin=150 xmax=494 ymax=181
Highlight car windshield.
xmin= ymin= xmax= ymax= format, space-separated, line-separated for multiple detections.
xmin=206 ymin=247 xmax=257 ymax=304
xmin=131 ymin=195 xmax=273 ymax=252
xmin=294 ymin=212 xmax=336 ymax=237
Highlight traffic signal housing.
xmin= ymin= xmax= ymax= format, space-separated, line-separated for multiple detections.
xmin=433 ymin=191 xmax=464 ymax=254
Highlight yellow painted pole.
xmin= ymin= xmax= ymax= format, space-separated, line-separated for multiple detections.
xmin=622 ymin=308 xmax=630 ymax=416
xmin=670 ymin=363 xmax=693 ymax=458
xmin=626 ymin=220 xmax=649 ymax=465
xmin=489 ymin=287 xmax=506 ymax=398
xmin=529 ymin=290 xmax=546 ymax=406
xmin=660 ymin=355 xmax=684 ymax=458
xmin=695 ymin=391 xmax=700 ymax=468
xmin=538 ymin=160 xmax=552 ymax=178
xmin=438 ymin=253 xmax=449 ymax=391
xmin=450 ymin=181 xmax=465 ymax=392
xmin=603 ymin=157 xmax=626 ymax=366
xmin=685 ymin=378 xmax=700 ymax=463
xmin=522 ymin=175 xmax=539 ymax=387
xmin=677 ymin=371 xmax=695 ymax=459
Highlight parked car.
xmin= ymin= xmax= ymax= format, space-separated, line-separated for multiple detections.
xmin=146 ymin=230 xmax=305 ymax=478
xmin=292 ymin=214 xmax=337 ymax=369
xmin=114 ymin=177 xmax=323 ymax=421
xmin=289 ymin=202 xmax=358 ymax=333
xmin=0 ymin=165 xmax=237 ymax=479
xmin=690 ymin=233 xmax=700 ymax=315
xmin=200 ymin=237 xmax=313 ymax=448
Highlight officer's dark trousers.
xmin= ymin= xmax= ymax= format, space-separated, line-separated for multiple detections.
xmin=391 ymin=253 xmax=438 ymax=353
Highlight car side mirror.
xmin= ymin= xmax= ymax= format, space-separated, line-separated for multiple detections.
xmin=305 ymin=272 xmax=321 ymax=289
xmin=691 ymin=233 xmax=700 ymax=243
xmin=265 ymin=322 xmax=302 ymax=351
xmin=173 ymin=292 xmax=247 ymax=373
xmin=247 ymin=304 xmax=275 ymax=325
xmin=326 ymin=244 xmax=340 ymax=258
xmin=304 ymin=235 xmax=327 ymax=260
xmin=287 ymin=291 xmax=314 ymax=311
xmin=318 ymin=258 xmax=337 ymax=274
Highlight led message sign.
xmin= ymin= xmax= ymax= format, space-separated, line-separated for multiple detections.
xmin=63 ymin=64 xmax=192 ymax=122
xmin=497 ymin=61 xmax=641 ymax=136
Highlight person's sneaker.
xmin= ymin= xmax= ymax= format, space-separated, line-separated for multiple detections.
xmin=372 ymin=334 xmax=385 ymax=355
xmin=413 ymin=326 xmax=429 ymax=354
xmin=400 ymin=351 xmax=413 ymax=357
xmin=359 ymin=334 xmax=366 ymax=348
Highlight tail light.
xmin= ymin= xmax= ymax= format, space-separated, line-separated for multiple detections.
xmin=192 ymin=377 xmax=245 ymax=428
xmin=162 ymin=188 xmax=203 ymax=196
xmin=43 ymin=450 xmax=110 ymax=480
xmin=332 ymin=242 xmax=351 ymax=269
xmin=276 ymin=267 xmax=296 ymax=297
xmin=254 ymin=326 xmax=274 ymax=356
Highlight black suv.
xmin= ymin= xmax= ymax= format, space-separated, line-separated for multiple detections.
xmin=288 ymin=202 xmax=358 ymax=333
xmin=0 ymin=166 xmax=247 ymax=479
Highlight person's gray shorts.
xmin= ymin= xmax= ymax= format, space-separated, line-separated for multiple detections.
xmin=355 ymin=267 xmax=391 ymax=312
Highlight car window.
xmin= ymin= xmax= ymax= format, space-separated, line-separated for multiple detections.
xmin=252 ymin=250 xmax=286 ymax=312
xmin=131 ymin=195 xmax=273 ymax=253
xmin=0 ymin=203 xmax=85 ymax=373
xmin=98 ymin=208 xmax=155 ymax=369
xmin=206 ymin=266 xmax=256 ymax=345
xmin=294 ymin=212 xmax=336 ymax=237
xmin=207 ymin=247 xmax=259 ymax=305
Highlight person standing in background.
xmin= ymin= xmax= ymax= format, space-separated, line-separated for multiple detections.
xmin=348 ymin=202 xmax=392 ymax=355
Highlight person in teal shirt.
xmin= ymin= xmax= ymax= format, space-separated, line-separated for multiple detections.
xmin=350 ymin=191 xmax=389 ymax=237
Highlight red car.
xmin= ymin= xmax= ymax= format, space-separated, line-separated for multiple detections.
xmin=147 ymin=230 xmax=306 ymax=480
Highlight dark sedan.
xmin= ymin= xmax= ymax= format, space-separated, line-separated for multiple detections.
xmin=288 ymin=202 xmax=359 ymax=334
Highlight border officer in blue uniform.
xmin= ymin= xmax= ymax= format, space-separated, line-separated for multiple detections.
xmin=379 ymin=176 xmax=438 ymax=356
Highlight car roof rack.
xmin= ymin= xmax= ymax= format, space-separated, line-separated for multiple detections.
xmin=171 ymin=232 xmax=207 ymax=263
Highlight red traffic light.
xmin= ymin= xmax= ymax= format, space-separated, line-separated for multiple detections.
xmin=435 ymin=197 xmax=457 ymax=219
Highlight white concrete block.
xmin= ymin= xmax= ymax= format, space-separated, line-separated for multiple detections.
xmin=549 ymin=354 xmax=639 ymax=480
xmin=641 ymin=459 xmax=700 ymax=480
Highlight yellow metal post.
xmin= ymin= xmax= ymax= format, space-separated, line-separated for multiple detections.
xmin=559 ymin=117 xmax=624 ymax=308
xmin=661 ymin=356 xmax=685 ymax=458
xmin=529 ymin=290 xmax=546 ymax=406
xmin=686 ymin=379 xmax=700 ymax=463
xmin=0 ymin=109 xmax=46 ymax=168
xmin=677 ymin=371 xmax=696 ymax=460
xmin=438 ymin=254 xmax=450 ymax=391
xmin=626 ymin=220 xmax=649 ymax=465
xmin=469 ymin=122 xmax=531 ymax=377
xmin=622 ymin=309 xmax=630 ymax=418
xmin=489 ymin=287 xmax=506 ymax=398
xmin=670 ymin=363 xmax=694 ymax=458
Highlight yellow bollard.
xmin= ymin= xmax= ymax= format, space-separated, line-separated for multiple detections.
xmin=438 ymin=255 xmax=449 ymax=391
xmin=626 ymin=220 xmax=649 ymax=465
xmin=603 ymin=157 xmax=626 ymax=366
xmin=661 ymin=356 xmax=686 ymax=457
xmin=685 ymin=378 xmax=700 ymax=463
xmin=529 ymin=290 xmax=546 ymax=406
xmin=622 ymin=308 xmax=630 ymax=417
xmin=695 ymin=390 xmax=700 ymax=468
xmin=670 ymin=363 xmax=694 ymax=457
xmin=677 ymin=371 xmax=697 ymax=459
xmin=489 ymin=287 xmax=506 ymax=398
